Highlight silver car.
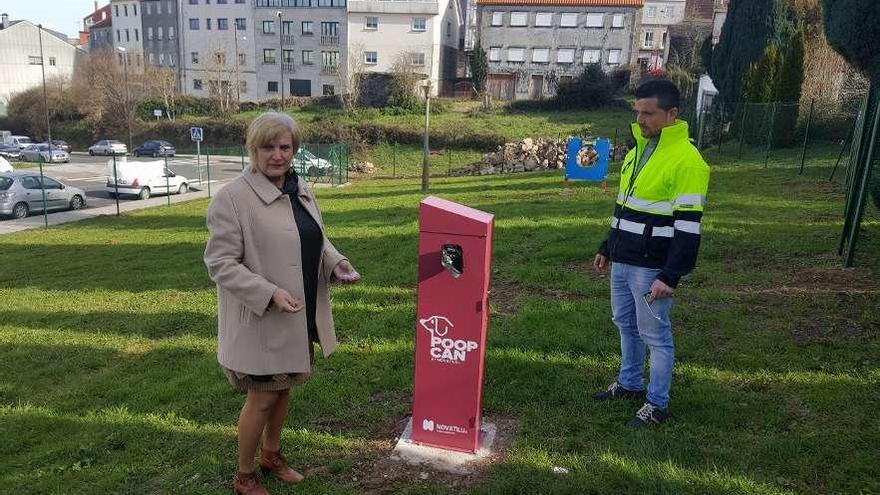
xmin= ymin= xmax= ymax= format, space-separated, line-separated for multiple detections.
xmin=21 ymin=143 xmax=70 ymax=163
xmin=0 ymin=171 xmax=87 ymax=219
xmin=88 ymin=140 xmax=128 ymax=156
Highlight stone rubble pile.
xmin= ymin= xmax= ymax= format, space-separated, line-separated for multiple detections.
xmin=450 ymin=138 xmax=568 ymax=176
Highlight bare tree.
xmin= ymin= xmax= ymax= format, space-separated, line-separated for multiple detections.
xmin=143 ymin=65 xmax=180 ymax=121
xmin=203 ymin=43 xmax=236 ymax=113
xmin=338 ymin=42 xmax=367 ymax=111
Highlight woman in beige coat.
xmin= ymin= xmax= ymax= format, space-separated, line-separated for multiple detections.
xmin=204 ymin=112 xmax=360 ymax=495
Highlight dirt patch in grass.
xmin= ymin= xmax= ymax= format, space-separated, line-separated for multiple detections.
xmin=318 ymin=415 xmax=518 ymax=494
xmin=791 ymin=317 xmax=875 ymax=344
xmin=734 ymin=262 xmax=880 ymax=296
xmin=490 ymin=277 xmax=587 ymax=317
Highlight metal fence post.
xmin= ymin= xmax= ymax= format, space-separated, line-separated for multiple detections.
xmin=447 ymin=148 xmax=452 ymax=176
xmin=112 ymin=153 xmax=120 ymax=216
xmin=717 ymin=101 xmax=725 ymax=153
xmin=206 ymin=147 xmax=212 ymax=198
xmin=764 ymin=102 xmax=778 ymax=168
xmin=240 ymin=145 xmax=245 ymax=171
xmin=697 ymin=100 xmax=708 ymax=150
xmin=37 ymin=155 xmax=48 ymax=228
xmin=165 ymin=154 xmax=171 ymax=206
xmin=738 ymin=103 xmax=748 ymax=160
xmin=613 ymin=127 xmax=619 ymax=162
xmin=392 ymin=142 xmax=397 ymax=179
xmin=799 ymin=99 xmax=815 ymax=175
xmin=843 ymin=92 xmax=880 ymax=267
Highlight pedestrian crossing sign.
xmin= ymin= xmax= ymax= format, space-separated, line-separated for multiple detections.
xmin=190 ymin=127 xmax=204 ymax=142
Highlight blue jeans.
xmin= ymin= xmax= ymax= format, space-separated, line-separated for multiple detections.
xmin=610 ymin=262 xmax=675 ymax=409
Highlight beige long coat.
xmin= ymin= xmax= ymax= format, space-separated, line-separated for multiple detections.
xmin=204 ymin=170 xmax=347 ymax=375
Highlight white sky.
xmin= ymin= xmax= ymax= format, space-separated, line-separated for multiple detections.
xmin=0 ymin=0 xmax=99 ymax=38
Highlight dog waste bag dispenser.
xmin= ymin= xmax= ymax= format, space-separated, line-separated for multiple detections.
xmin=412 ymin=196 xmax=494 ymax=453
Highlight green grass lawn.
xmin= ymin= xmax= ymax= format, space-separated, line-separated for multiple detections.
xmin=1 ymin=146 xmax=878 ymax=494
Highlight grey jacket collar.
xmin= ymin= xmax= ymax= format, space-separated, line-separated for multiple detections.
xmin=242 ymin=169 xmax=311 ymax=205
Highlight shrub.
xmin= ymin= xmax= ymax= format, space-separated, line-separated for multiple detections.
xmin=555 ymin=64 xmax=616 ymax=110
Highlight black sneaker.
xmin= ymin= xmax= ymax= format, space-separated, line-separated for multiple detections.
xmin=626 ymin=402 xmax=668 ymax=427
xmin=592 ymin=382 xmax=646 ymax=401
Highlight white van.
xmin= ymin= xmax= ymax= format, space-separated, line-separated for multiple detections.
xmin=8 ymin=136 xmax=33 ymax=150
xmin=105 ymin=157 xmax=190 ymax=200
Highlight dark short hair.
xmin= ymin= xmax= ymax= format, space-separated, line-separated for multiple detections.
xmin=634 ymin=79 xmax=681 ymax=111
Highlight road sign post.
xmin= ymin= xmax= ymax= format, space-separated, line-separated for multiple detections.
xmin=191 ymin=127 xmax=203 ymax=186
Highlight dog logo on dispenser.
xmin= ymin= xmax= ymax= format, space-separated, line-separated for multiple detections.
xmin=419 ymin=315 xmax=479 ymax=364
xmin=422 ymin=419 xmax=435 ymax=432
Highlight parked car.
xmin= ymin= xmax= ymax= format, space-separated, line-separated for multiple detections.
xmin=106 ymin=158 xmax=189 ymax=200
xmin=0 ymin=171 xmax=87 ymax=219
xmin=89 ymin=140 xmax=127 ymax=156
xmin=294 ymin=148 xmax=335 ymax=177
xmin=3 ymin=135 xmax=33 ymax=150
xmin=0 ymin=144 xmax=21 ymax=161
xmin=51 ymin=140 xmax=72 ymax=152
xmin=21 ymin=144 xmax=70 ymax=163
xmin=134 ymin=140 xmax=176 ymax=157
xmin=0 ymin=156 xmax=12 ymax=173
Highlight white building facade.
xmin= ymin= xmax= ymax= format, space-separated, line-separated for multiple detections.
xmin=347 ymin=0 xmax=462 ymax=96
xmin=632 ymin=0 xmax=684 ymax=70
xmin=0 ymin=17 xmax=85 ymax=115
xmin=111 ymin=0 xmax=146 ymax=72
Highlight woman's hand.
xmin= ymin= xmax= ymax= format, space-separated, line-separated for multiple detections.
xmin=332 ymin=260 xmax=361 ymax=284
xmin=271 ymin=288 xmax=304 ymax=313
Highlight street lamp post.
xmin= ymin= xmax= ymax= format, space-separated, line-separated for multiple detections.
xmin=233 ymin=30 xmax=246 ymax=110
xmin=276 ymin=11 xmax=285 ymax=112
xmin=421 ymin=79 xmax=433 ymax=194
xmin=116 ymin=46 xmax=132 ymax=152
xmin=36 ymin=24 xmax=50 ymax=228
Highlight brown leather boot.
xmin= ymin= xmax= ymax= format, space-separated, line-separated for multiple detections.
xmin=233 ymin=470 xmax=269 ymax=495
xmin=259 ymin=448 xmax=305 ymax=484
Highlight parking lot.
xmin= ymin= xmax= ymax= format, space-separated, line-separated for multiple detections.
xmin=3 ymin=152 xmax=245 ymax=218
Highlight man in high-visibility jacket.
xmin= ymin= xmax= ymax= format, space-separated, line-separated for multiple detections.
xmin=593 ymin=79 xmax=710 ymax=427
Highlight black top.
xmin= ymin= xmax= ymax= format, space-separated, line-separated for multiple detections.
xmin=281 ymin=171 xmax=323 ymax=342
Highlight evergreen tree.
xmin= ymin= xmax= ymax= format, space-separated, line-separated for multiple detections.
xmin=470 ymin=44 xmax=489 ymax=94
xmin=823 ymin=0 xmax=880 ymax=79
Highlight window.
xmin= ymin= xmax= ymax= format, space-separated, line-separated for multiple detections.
xmin=302 ymin=21 xmax=313 ymax=35
xmin=157 ymin=27 xmax=163 ymax=40
xmin=214 ymin=52 xmax=226 ymax=65
xmin=608 ymin=49 xmax=621 ymax=64
xmin=643 ymin=31 xmax=654 ymax=48
xmin=159 ymin=53 xmax=165 ymax=65
xmin=218 ymin=19 xmax=228 ymax=30
xmin=282 ymin=49 xmax=294 ymax=64
xmin=169 ymin=27 xmax=175 ymax=39
xmin=322 ymin=84 xmax=335 ymax=96
xmin=366 ymin=16 xmax=378 ymax=29
xmin=507 ymin=47 xmax=524 ymax=62
xmin=582 ymin=49 xmax=600 ymax=64
xmin=235 ymin=18 xmax=246 ymax=30
xmin=114 ymin=5 xmax=119 ymax=16
xmin=301 ymin=50 xmax=313 ymax=65
xmin=586 ymin=13 xmax=604 ymax=27
xmin=365 ymin=51 xmax=378 ymax=64
xmin=189 ymin=18 xmax=200 ymax=30
xmin=510 ymin=12 xmax=527 ymax=26
xmin=262 ymin=20 xmax=275 ymax=34
xmin=282 ymin=21 xmax=294 ymax=35
xmin=125 ymin=29 xmax=130 ymax=42
xmin=218 ymin=0 xmax=227 ymax=3
xmin=149 ymin=52 xmax=155 ymax=64
xmin=411 ymin=52 xmax=425 ymax=66
xmin=560 ymin=12 xmax=577 ymax=27
xmin=532 ymin=48 xmax=549 ymax=63
xmin=206 ymin=18 xmax=212 ymax=30
xmin=238 ymin=53 xmax=246 ymax=66
xmin=647 ymin=6 xmax=657 ymax=17
xmin=168 ymin=53 xmax=174 ymax=66
xmin=263 ymin=49 xmax=276 ymax=64
xmin=488 ymin=46 xmax=501 ymax=61
xmin=557 ymin=48 xmax=575 ymax=63
xmin=236 ymin=0 xmax=245 ymax=3
xmin=491 ymin=12 xmax=503 ymax=26
xmin=20 ymin=176 xmax=40 ymax=190
xmin=147 ymin=27 xmax=153 ymax=40
xmin=167 ymin=1 xmax=174 ymax=12
xmin=412 ymin=17 xmax=426 ymax=31
xmin=193 ymin=78 xmax=203 ymax=90
xmin=135 ymin=29 xmax=139 ymax=41
xmin=535 ymin=13 xmax=552 ymax=27
xmin=157 ymin=2 xmax=162 ymax=14
xmin=322 ymin=50 xmax=339 ymax=67
xmin=124 ymin=4 xmax=128 ymax=16
xmin=146 ymin=3 xmax=152 ymax=15
xmin=662 ymin=32 xmax=668 ymax=49
xmin=189 ymin=0 xmax=198 ymax=3
xmin=28 ymin=56 xmax=41 ymax=65
xmin=239 ymin=80 xmax=247 ymax=93
xmin=321 ymin=22 xmax=338 ymax=37
xmin=191 ymin=51 xmax=199 ymax=64
xmin=612 ymin=14 xmax=624 ymax=28
xmin=666 ymin=6 xmax=675 ymax=18
xmin=133 ymin=3 xmax=137 ymax=15
xmin=268 ymin=81 xmax=279 ymax=92
xmin=116 ymin=29 xmax=121 ymax=42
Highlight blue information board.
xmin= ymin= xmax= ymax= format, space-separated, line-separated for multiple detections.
xmin=565 ymin=137 xmax=610 ymax=182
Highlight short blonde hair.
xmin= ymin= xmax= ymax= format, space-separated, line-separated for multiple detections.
xmin=245 ymin=112 xmax=302 ymax=172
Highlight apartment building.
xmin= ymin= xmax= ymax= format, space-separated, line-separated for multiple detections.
xmin=140 ymin=0 xmax=181 ymax=71
xmin=251 ymin=0 xmax=348 ymax=99
xmin=179 ymin=0 xmax=257 ymax=101
xmin=632 ymin=0 xmax=684 ymax=71
xmin=347 ymin=0 xmax=462 ymax=96
xmin=111 ymin=0 xmax=145 ymax=72
xmin=477 ymin=0 xmax=642 ymax=100
xmin=83 ymin=3 xmax=114 ymax=52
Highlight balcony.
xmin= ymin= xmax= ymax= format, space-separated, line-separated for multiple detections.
xmin=262 ymin=58 xmax=277 ymax=65
xmin=282 ymin=62 xmax=295 ymax=72
xmin=321 ymin=64 xmax=338 ymax=75
xmin=321 ymin=35 xmax=339 ymax=46
xmin=282 ymin=34 xmax=295 ymax=45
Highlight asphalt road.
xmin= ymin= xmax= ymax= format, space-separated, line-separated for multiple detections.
xmin=5 ymin=152 xmax=245 ymax=216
